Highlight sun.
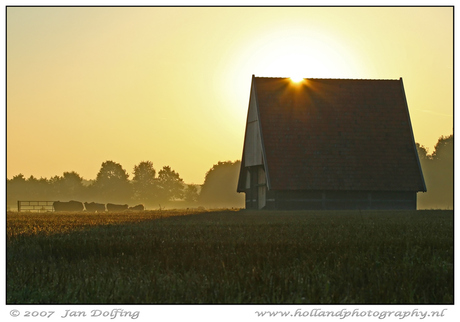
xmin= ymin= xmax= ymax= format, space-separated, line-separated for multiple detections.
xmin=290 ymin=75 xmax=304 ymax=83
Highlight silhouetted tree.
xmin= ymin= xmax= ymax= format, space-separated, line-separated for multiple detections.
xmin=432 ymin=134 xmax=453 ymax=161
xmin=132 ymin=161 xmax=158 ymax=204
xmin=429 ymin=135 xmax=453 ymax=208
xmin=199 ymin=160 xmax=244 ymax=208
xmin=49 ymin=171 xmax=85 ymax=200
xmin=25 ymin=175 xmax=50 ymax=200
xmin=157 ymin=166 xmax=184 ymax=202
xmin=417 ymin=134 xmax=453 ymax=209
xmin=6 ymin=174 xmax=28 ymax=207
xmin=416 ymin=143 xmax=430 ymax=161
xmin=93 ymin=160 xmax=132 ymax=203
xmin=184 ymin=184 xmax=199 ymax=203
xmin=10 ymin=173 xmax=26 ymax=182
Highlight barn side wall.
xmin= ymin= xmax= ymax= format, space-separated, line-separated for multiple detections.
xmin=255 ymin=190 xmax=417 ymax=210
xmin=244 ymin=166 xmax=262 ymax=209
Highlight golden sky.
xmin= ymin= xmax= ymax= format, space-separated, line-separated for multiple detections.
xmin=6 ymin=6 xmax=453 ymax=184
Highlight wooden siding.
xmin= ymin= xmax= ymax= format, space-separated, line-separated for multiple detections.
xmin=259 ymin=190 xmax=417 ymax=210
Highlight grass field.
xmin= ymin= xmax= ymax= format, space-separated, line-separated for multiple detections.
xmin=7 ymin=209 xmax=453 ymax=304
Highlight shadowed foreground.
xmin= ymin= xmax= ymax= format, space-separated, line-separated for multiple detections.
xmin=7 ymin=209 xmax=453 ymax=304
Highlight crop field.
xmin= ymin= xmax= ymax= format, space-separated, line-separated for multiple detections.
xmin=7 ymin=209 xmax=453 ymax=304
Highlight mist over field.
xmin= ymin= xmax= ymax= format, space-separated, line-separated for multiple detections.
xmin=7 ymin=160 xmax=245 ymax=211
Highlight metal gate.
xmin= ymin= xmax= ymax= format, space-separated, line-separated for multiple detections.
xmin=17 ymin=201 xmax=55 ymax=212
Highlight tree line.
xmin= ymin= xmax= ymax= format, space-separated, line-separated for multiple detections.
xmin=6 ymin=134 xmax=453 ymax=210
xmin=6 ymin=160 xmax=244 ymax=210
xmin=416 ymin=134 xmax=453 ymax=209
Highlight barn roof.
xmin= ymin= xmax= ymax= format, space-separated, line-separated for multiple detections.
xmin=238 ymin=76 xmax=426 ymax=192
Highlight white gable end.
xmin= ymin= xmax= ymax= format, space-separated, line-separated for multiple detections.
xmin=244 ymin=83 xmax=263 ymax=167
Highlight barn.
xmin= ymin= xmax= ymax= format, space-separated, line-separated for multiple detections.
xmin=237 ymin=76 xmax=426 ymax=210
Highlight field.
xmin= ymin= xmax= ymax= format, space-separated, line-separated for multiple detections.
xmin=7 ymin=209 xmax=453 ymax=304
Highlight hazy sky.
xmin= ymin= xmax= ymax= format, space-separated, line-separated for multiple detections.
xmin=6 ymin=6 xmax=453 ymax=184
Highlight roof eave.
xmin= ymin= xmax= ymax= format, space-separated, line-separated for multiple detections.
xmin=253 ymin=76 xmax=272 ymax=190
xmin=399 ymin=77 xmax=428 ymax=192
xmin=236 ymin=75 xmax=255 ymax=193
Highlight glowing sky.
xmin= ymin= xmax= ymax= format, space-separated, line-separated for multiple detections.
xmin=6 ymin=7 xmax=453 ymax=184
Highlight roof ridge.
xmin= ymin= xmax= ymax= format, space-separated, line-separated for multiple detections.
xmin=253 ymin=76 xmax=401 ymax=81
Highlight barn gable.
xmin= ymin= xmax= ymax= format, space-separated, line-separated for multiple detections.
xmin=243 ymin=79 xmax=265 ymax=169
xmin=237 ymin=75 xmax=426 ymax=210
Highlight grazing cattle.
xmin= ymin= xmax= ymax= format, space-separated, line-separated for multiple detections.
xmin=84 ymin=202 xmax=106 ymax=212
xmin=106 ymin=203 xmax=129 ymax=212
xmin=53 ymin=200 xmax=84 ymax=212
xmin=128 ymin=204 xmax=144 ymax=211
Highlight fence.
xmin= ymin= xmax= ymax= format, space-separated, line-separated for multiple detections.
xmin=17 ymin=201 xmax=55 ymax=212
